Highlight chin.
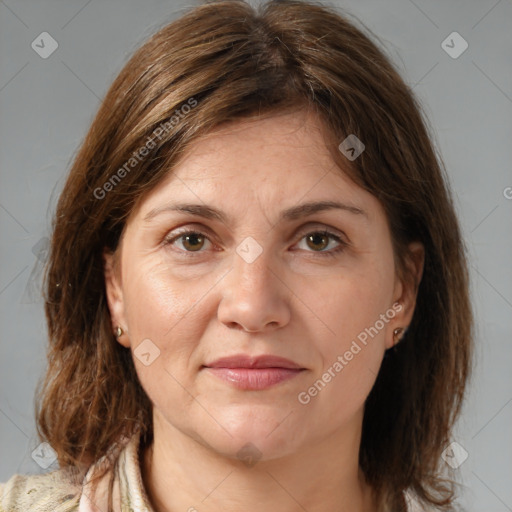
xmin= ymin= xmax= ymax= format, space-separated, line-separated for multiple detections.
xmin=199 ymin=415 xmax=303 ymax=464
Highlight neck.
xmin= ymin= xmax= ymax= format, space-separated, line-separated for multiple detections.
xmin=140 ymin=409 xmax=376 ymax=512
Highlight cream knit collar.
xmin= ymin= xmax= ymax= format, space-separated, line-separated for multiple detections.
xmin=78 ymin=428 xmax=154 ymax=512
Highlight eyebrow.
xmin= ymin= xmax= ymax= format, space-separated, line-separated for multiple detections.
xmin=143 ymin=200 xmax=367 ymax=224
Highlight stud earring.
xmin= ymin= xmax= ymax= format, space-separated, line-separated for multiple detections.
xmin=115 ymin=326 xmax=123 ymax=338
xmin=393 ymin=327 xmax=404 ymax=344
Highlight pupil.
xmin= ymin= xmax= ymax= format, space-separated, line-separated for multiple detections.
xmin=308 ymin=233 xmax=327 ymax=251
xmin=184 ymin=234 xmax=203 ymax=251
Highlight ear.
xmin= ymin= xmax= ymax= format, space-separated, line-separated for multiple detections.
xmin=386 ymin=241 xmax=425 ymax=349
xmin=103 ymin=248 xmax=130 ymax=348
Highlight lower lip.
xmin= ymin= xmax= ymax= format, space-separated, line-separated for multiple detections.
xmin=204 ymin=367 xmax=304 ymax=390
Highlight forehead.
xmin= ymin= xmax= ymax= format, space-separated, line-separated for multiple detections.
xmin=129 ymin=110 xmax=381 ymax=226
xmin=152 ymin=112 xmax=355 ymax=187
xmin=174 ymin=110 xmax=336 ymax=177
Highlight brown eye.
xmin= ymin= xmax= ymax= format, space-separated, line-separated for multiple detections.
xmin=180 ymin=233 xmax=206 ymax=251
xmin=305 ymin=233 xmax=330 ymax=251
xmin=295 ymin=229 xmax=346 ymax=258
xmin=164 ymin=230 xmax=212 ymax=253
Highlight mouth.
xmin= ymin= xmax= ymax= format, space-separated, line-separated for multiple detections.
xmin=202 ymin=367 xmax=305 ymax=390
xmin=202 ymin=354 xmax=306 ymax=390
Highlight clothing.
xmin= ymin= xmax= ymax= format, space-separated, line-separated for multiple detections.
xmin=0 ymin=429 xmax=154 ymax=512
xmin=0 ymin=430 xmax=424 ymax=511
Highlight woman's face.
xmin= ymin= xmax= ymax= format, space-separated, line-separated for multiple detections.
xmin=104 ymin=109 xmax=422 ymax=462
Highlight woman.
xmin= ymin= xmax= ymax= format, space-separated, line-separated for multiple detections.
xmin=0 ymin=0 xmax=472 ymax=511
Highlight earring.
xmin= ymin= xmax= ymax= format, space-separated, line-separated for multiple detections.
xmin=393 ymin=327 xmax=404 ymax=344
xmin=115 ymin=326 xmax=123 ymax=338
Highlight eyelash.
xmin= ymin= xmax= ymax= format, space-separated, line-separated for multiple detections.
xmin=163 ymin=228 xmax=347 ymax=259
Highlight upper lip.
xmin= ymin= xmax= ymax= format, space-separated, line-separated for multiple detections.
xmin=204 ymin=354 xmax=304 ymax=370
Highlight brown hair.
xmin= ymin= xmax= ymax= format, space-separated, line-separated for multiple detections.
xmin=35 ymin=0 xmax=473 ymax=510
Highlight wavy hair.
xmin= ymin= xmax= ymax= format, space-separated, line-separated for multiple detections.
xmin=35 ymin=1 xmax=473 ymax=510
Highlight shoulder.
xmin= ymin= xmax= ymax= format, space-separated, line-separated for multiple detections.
xmin=0 ymin=467 xmax=84 ymax=512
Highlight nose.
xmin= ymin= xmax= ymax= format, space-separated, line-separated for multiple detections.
xmin=217 ymin=247 xmax=291 ymax=333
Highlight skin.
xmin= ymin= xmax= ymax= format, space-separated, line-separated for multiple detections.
xmin=104 ymin=109 xmax=424 ymax=512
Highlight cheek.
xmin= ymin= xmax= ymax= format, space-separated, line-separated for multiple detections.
xmin=120 ymin=262 xmax=210 ymax=413
xmin=299 ymin=296 xmax=390 ymax=421
xmin=119 ymin=259 xmax=209 ymax=385
xmin=319 ymin=262 xmax=394 ymax=346
xmin=305 ymin=254 xmax=395 ymax=404
xmin=122 ymin=256 xmax=205 ymax=337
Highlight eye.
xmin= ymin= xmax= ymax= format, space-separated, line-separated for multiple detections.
xmin=164 ymin=230 xmax=212 ymax=252
xmin=163 ymin=227 xmax=347 ymax=258
xmin=294 ymin=229 xmax=347 ymax=257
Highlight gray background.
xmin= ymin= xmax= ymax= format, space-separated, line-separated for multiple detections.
xmin=1 ymin=0 xmax=511 ymax=510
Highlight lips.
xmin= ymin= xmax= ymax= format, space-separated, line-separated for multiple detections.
xmin=204 ymin=354 xmax=303 ymax=370
xmin=202 ymin=354 xmax=306 ymax=390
